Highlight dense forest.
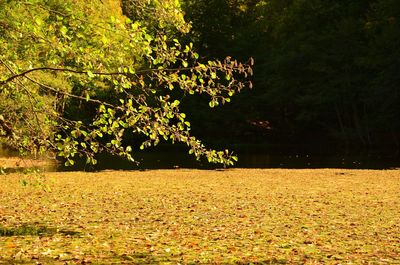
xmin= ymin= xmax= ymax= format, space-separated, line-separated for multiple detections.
xmin=181 ymin=0 xmax=400 ymax=149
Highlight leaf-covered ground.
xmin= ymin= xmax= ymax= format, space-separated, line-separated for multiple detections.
xmin=0 ymin=169 xmax=399 ymax=264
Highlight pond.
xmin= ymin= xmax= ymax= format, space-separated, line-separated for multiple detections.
xmin=58 ymin=144 xmax=400 ymax=171
xmin=1 ymin=144 xmax=399 ymax=171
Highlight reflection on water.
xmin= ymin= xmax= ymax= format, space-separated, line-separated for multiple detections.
xmin=1 ymin=144 xmax=399 ymax=172
xmin=58 ymin=145 xmax=400 ymax=171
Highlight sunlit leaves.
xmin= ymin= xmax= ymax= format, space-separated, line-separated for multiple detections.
xmin=0 ymin=0 xmax=253 ymax=166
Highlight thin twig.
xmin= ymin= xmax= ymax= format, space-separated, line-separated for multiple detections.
xmin=24 ymin=76 xmax=121 ymax=110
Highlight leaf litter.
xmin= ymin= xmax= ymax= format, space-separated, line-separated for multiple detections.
xmin=0 ymin=169 xmax=399 ymax=264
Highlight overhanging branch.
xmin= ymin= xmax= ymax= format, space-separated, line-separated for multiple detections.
xmin=0 ymin=66 xmax=194 ymax=88
xmin=0 ymin=67 xmax=125 ymax=87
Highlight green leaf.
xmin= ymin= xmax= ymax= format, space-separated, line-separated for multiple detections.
xmin=87 ymin=71 xmax=95 ymax=78
xmin=172 ymin=100 xmax=180 ymax=107
xmin=60 ymin=26 xmax=68 ymax=36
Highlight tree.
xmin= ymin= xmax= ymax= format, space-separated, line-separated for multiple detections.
xmin=0 ymin=0 xmax=253 ymax=166
xmin=182 ymin=0 xmax=400 ymax=149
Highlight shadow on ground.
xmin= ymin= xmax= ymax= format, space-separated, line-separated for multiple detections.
xmin=0 ymin=224 xmax=80 ymax=237
xmin=0 ymin=225 xmax=285 ymax=264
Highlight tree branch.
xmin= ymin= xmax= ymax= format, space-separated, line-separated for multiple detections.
xmin=0 ymin=67 xmax=122 ymax=87
xmin=24 ymin=76 xmax=121 ymax=110
xmin=0 ymin=65 xmax=196 ymax=87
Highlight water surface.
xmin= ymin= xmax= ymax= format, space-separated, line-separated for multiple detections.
xmin=1 ymin=144 xmax=399 ymax=171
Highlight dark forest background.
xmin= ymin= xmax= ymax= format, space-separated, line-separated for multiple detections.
xmin=173 ymin=0 xmax=400 ymax=151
